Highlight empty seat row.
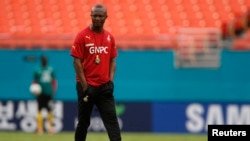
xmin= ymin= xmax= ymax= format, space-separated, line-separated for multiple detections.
xmin=0 ymin=0 xmax=250 ymax=49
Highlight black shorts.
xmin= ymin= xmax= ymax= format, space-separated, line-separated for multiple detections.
xmin=37 ymin=94 xmax=53 ymax=111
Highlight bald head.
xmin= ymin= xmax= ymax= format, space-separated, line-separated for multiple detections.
xmin=90 ymin=4 xmax=108 ymax=32
xmin=40 ymin=55 xmax=48 ymax=67
xmin=91 ymin=4 xmax=107 ymax=15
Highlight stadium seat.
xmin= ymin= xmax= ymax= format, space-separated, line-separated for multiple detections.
xmin=0 ymin=0 xmax=250 ymax=49
xmin=233 ymin=29 xmax=250 ymax=50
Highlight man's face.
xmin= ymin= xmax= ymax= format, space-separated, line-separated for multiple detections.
xmin=91 ymin=8 xmax=107 ymax=28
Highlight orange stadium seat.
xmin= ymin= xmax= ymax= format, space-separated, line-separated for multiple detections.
xmin=0 ymin=0 xmax=250 ymax=49
xmin=233 ymin=29 xmax=250 ymax=50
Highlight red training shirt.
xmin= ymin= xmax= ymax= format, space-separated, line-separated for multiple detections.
xmin=70 ymin=27 xmax=117 ymax=86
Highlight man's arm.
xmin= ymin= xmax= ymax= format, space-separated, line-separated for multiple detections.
xmin=109 ymin=58 xmax=116 ymax=82
xmin=73 ymin=57 xmax=88 ymax=91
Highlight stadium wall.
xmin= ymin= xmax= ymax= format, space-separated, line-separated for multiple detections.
xmin=0 ymin=49 xmax=250 ymax=102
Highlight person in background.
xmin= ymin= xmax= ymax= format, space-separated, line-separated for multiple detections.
xmin=70 ymin=4 xmax=122 ymax=141
xmin=32 ymin=55 xmax=57 ymax=135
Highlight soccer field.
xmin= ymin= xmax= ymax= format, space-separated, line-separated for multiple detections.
xmin=0 ymin=131 xmax=206 ymax=141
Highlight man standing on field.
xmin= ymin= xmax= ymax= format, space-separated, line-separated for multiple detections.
xmin=70 ymin=4 xmax=122 ymax=141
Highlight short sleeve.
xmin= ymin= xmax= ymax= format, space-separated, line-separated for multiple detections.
xmin=110 ymin=35 xmax=118 ymax=58
xmin=70 ymin=33 xmax=85 ymax=59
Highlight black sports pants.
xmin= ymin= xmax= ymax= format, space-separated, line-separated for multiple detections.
xmin=75 ymin=81 xmax=121 ymax=141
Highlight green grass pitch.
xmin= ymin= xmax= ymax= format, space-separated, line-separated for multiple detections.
xmin=0 ymin=131 xmax=206 ymax=141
